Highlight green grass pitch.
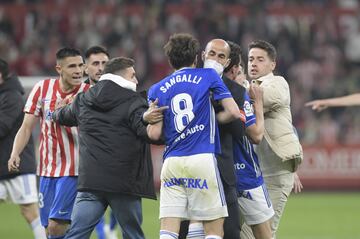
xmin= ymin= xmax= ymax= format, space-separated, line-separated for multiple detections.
xmin=0 ymin=192 xmax=359 ymax=239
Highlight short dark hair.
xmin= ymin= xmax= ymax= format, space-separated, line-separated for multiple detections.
xmin=248 ymin=40 xmax=277 ymax=62
xmin=56 ymin=47 xmax=82 ymax=62
xmin=164 ymin=33 xmax=200 ymax=69
xmin=103 ymin=57 xmax=135 ymax=74
xmin=0 ymin=58 xmax=9 ymax=81
xmin=224 ymin=41 xmax=242 ymax=73
xmin=85 ymin=46 xmax=110 ymax=60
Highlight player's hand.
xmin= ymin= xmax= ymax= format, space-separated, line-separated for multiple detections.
xmin=249 ymin=83 xmax=263 ymax=103
xmin=305 ymin=100 xmax=328 ymax=112
xmin=8 ymin=155 xmax=21 ymax=172
xmin=293 ymin=172 xmax=303 ymax=193
xmin=143 ymin=98 xmax=169 ymax=124
xmin=55 ymin=96 xmax=74 ymax=110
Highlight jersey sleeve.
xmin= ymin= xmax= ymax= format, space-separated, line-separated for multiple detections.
xmin=208 ymin=70 xmax=232 ymax=101
xmin=243 ymin=91 xmax=256 ymax=128
xmin=147 ymin=85 xmax=157 ymax=104
xmin=24 ymin=80 xmax=43 ymax=116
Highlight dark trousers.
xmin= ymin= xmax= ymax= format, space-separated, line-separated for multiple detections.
xmin=65 ymin=191 xmax=144 ymax=239
xmin=179 ymin=184 xmax=241 ymax=239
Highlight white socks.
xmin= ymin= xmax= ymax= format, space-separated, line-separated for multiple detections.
xmin=30 ymin=217 xmax=47 ymax=239
xmin=160 ymin=230 xmax=179 ymax=239
xmin=205 ymin=236 xmax=222 ymax=239
xmin=187 ymin=222 xmax=205 ymax=239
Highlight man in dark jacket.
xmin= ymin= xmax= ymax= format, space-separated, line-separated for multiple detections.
xmin=0 ymin=58 xmax=46 ymax=239
xmin=52 ymin=57 xmax=165 ymax=239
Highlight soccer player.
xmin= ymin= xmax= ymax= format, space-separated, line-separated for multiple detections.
xmin=179 ymin=38 xmax=246 ymax=239
xmin=84 ymin=45 xmax=110 ymax=86
xmin=200 ymin=39 xmax=245 ymax=239
xmin=246 ymin=40 xmax=303 ymax=238
xmin=147 ymin=33 xmax=241 ymax=239
xmin=8 ymin=47 xmax=90 ymax=239
xmin=0 ymin=58 xmax=46 ymax=239
xmin=223 ymin=42 xmax=274 ymax=239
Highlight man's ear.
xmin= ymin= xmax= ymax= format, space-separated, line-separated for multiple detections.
xmin=224 ymin=58 xmax=231 ymax=68
xmin=55 ymin=64 xmax=61 ymax=75
xmin=271 ymin=61 xmax=276 ymax=71
xmin=84 ymin=65 xmax=89 ymax=75
xmin=193 ymin=55 xmax=198 ymax=67
xmin=201 ymin=51 xmax=205 ymax=62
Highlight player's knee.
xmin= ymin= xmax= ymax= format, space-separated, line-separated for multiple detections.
xmin=19 ymin=203 xmax=39 ymax=223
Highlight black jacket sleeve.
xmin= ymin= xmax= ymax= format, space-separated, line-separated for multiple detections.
xmin=128 ymin=97 xmax=164 ymax=145
xmin=128 ymin=97 xmax=152 ymax=141
xmin=52 ymin=96 xmax=79 ymax=127
xmin=0 ymin=92 xmax=23 ymax=139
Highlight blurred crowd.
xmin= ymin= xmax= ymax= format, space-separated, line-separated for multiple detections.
xmin=1 ymin=0 xmax=360 ymax=145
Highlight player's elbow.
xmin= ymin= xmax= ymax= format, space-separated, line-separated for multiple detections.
xmin=225 ymin=101 xmax=242 ymax=121
xmin=250 ymin=133 xmax=263 ymax=144
xmin=246 ymin=127 xmax=264 ymax=144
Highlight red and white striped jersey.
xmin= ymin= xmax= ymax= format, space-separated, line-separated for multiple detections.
xmin=24 ymin=78 xmax=90 ymax=177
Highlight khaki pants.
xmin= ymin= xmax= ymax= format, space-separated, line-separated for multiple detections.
xmin=240 ymin=173 xmax=294 ymax=239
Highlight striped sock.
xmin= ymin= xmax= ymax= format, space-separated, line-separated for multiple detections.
xmin=160 ymin=230 xmax=179 ymax=239
xmin=48 ymin=235 xmax=65 ymax=239
xmin=205 ymin=235 xmax=222 ymax=239
xmin=186 ymin=222 xmax=205 ymax=239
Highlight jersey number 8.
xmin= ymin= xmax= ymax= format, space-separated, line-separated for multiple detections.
xmin=171 ymin=93 xmax=195 ymax=133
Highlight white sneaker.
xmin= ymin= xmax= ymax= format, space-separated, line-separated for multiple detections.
xmin=104 ymin=224 xmax=118 ymax=239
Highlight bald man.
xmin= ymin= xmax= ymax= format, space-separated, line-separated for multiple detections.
xmin=179 ymin=39 xmax=245 ymax=239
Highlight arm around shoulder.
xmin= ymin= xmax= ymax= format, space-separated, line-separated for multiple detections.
xmin=216 ymin=97 xmax=241 ymax=124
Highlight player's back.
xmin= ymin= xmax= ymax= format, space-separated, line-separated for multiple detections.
xmin=148 ymin=67 xmax=231 ymax=158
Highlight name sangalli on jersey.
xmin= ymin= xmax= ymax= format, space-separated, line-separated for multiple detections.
xmin=160 ymin=74 xmax=202 ymax=93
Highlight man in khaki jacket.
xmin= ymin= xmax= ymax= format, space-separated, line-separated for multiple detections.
xmin=243 ymin=40 xmax=303 ymax=239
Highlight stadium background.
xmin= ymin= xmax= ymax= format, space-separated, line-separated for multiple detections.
xmin=0 ymin=0 xmax=359 ymax=238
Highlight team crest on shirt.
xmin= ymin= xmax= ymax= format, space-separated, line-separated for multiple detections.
xmin=45 ymin=109 xmax=53 ymax=121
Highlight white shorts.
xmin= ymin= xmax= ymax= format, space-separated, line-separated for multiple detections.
xmin=0 ymin=174 xmax=38 ymax=204
xmin=238 ymin=184 xmax=274 ymax=225
xmin=159 ymin=153 xmax=228 ymax=221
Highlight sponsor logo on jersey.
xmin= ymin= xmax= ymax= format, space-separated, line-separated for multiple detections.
xmin=163 ymin=177 xmax=208 ymax=189
xmin=174 ymin=124 xmax=205 ymax=143
xmin=234 ymin=163 xmax=246 ymax=170
xmin=244 ymin=100 xmax=254 ymax=117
